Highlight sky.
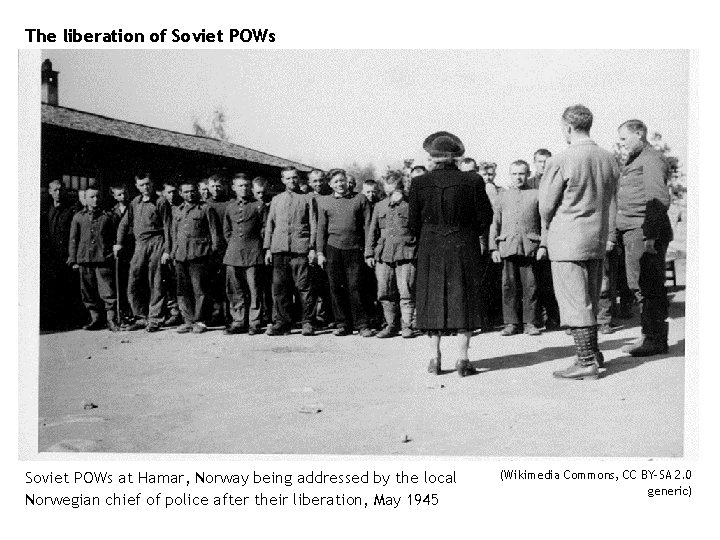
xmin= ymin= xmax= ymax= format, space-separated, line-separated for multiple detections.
xmin=43 ymin=49 xmax=689 ymax=185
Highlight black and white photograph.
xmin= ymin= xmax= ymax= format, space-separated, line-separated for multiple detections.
xmin=30 ymin=49 xmax=689 ymax=457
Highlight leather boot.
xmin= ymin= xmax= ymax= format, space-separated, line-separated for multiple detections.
xmin=377 ymin=301 xmax=398 ymax=338
xmin=83 ymin=311 xmax=105 ymax=331
xmin=553 ymin=360 xmax=599 ymax=380
xmin=554 ymin=328 xmax=600 ymax=379
xmin=106 ymin=310 xmax=120 ymax=332
xmin=626 ymin=338 xmax=668 ymax=357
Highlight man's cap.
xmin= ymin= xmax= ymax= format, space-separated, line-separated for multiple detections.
xmin=423 ymin=131 xmax=465 ymax=158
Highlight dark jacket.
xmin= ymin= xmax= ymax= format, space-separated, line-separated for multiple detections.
xmin=365 ymin=197 xmax=417 ymax=262
xmin=489 ymin=187 xmax=545 ymax=258
xmin=317 ymin=192 xmax=371 ymax=253
xmin=223 ymin=197 xmax=267 ymax=267
xmin=263 ymin=190 xmax=317 ymax=254
xmin=47 ymin=203 xmax=76 ymax=262
xmin=616 ymin=144 xmax=672 ymax=242
xmin=67 ymin=208 xmax=118 ymax=264
xmin=117 ymin=193 xmax=173 ymax=254
xmin=171 ymin=202 xmax=222 ymax=262
xmin=408 ymin=162 xmax=493 ymax=331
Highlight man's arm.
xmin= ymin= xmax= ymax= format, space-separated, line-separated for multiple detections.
xmin=538 ymin=158 xmax=566 ymax=227
xmin=67 ymin=213 xmax=80 ymax=264
xmin=223 ymin=205 xmax=233 ymax=243
xmin=316 ymin=199 xmax=328 ymax=255
xmin=365 ymin=204 xmax=380 ymax=259
xmin=488 ymin=195 xmax=502 ymax=252
xmin=207 ymin=206 xmax=222 ymax=254
xmin=263 ymin=199 xmax=276 ymax=251
xmin=642 ymin=152 xmax=671 ymax=240
xmin=116 ymin=200 xmax=132 ymax=247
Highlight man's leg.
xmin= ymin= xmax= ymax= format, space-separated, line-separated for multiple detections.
xmin=245 ymin=265 xmax=263 ymax=332
xmin=326 ymin=245 xmax=351 ymax=332
xmin=501 ymin=257 xmax=521 ymax=334
xmin=630 ymin=239 xmax=670 ymax=355
xmin=375 ymin=261 xmax=398 ymax=337
xmin=127 ymin=243 xmax=149 ymax=322
xmin=598 ymin=244 xmax=619 ymax=331
xmin=289 ymin=254 xmax=315 ymax=330
xmin=96 ymin=263 xmax=117 ymax=329
xmin=190 ymin=258 xmax=212 ymax=327
xmin=397 ymin=260 xmax=417 ymax=337
xmin=146 ymin=236 xmax=166 ymax=328
xmin=345 ymin=249 xmax=370 ymax=331
xmin=271 ymin=253 xmax=293 ymax=331
xmin=521 ymin=257 xmax=540 ymax=331
xmin=551 ymin=260 xmax=602 ymax=379
xmin=79 ymin=264 xmax=103 ymax=328
xmin=225 ymin=266 xmax=246 ymax=331
xmin=175 ymin=260 xmax=195 ymax=328
xmin=162 ymin=260 xmax=181 ymax=326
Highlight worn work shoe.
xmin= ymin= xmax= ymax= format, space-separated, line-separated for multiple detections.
xmin=301 ymin=323 xmax=315 ymax=336
xmin=177 ymin=323 xmax=193 ymax=334
xmin=146 ymin=322 xmax=161 ymax=333
xmin=359 ymin=328 xmax=376 ymax=338
xmin=401 ymin=327 xmax=417 ymax=339
xmin=622 ymin=335 xmax=645 ymax=353
xmin=524 ymin=323 xmax=541 ymax=336
xmin=163 ymin=313 xmax=183 ymax=327
xmin=107 ymin=320 xmax=121 ymax=332
xmin=83 ymin=319 xmax=106 ymax=331
xmin=501 ymin=324 xmax=521 ymax=336
xmin=376 ymin=326 xmax=398 ymax=338
xmin=626 ymin=339 xmax=668 ymax=357
xmin=599 ymin=323 xmax=615 ymax=335
xmin=333 ymin=326 xmax=351 ymax=337
xmin=223 ymin=324 xmax=245 ymax=335
xmin=248 ymin=326 xmax=262 ymax=336
xmin=266 ymin=324 xmax=291 ymax=336
xmin=427 ymin=357 xmax=441 ymax=375
xmin=545 ymin=319 xmax=561 ymax=331
xmin=125 ymin=319 xmax=147 ymax=331
xmin=192 ymin=322 xmax=208 ymax=334
xmin=456 ymin=359 xmax=477 ymax=378
xmin=553 ymin=362 xmax=599 ymax=380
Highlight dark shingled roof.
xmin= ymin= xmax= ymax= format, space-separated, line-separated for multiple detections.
xmin=41 ymin=104 xmax=312 ymax=171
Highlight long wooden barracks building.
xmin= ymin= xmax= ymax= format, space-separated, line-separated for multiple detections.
xmin=40 ymin=59 xmax=312 ymax=194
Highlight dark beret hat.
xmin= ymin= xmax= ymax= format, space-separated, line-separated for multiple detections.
xmin=423 ymin=131 xmax=465 ymax=158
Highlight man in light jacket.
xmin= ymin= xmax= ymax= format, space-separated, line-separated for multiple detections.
xmin=540 ymin=105 xmax=619 ymax=380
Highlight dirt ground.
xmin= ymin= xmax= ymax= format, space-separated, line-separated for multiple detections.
xmin=37 ymin=260 xmax=686 ymax=457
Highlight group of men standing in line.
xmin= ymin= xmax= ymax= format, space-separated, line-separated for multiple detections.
xmin=41 ymin=106 xmax=674 ymax=379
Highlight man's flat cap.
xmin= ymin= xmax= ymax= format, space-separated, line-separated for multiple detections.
xmin=423 ymin=131 xmax=465 ymax=158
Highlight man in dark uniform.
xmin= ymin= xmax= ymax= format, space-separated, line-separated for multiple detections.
xmin=263 ymin=167 xmax=317 ymax=336
xmin=409 ymin=132 xmax=493 ymax=377
xmin=616 ymin=119 xmax=673 ymax=356
xmin=252 ymin=176 xmax=275 ymax=327
xmin=114 ymin=173 xmax=173 ymax=332
xmin=526 ymin=148 xmax=561 ymax=330
xmin=161 ymin=181 xmax=183 ymax=326
xmin=224 ymin=174 xmax=268 ymax=335
xmin=110 ymin=184 xmax=134 ymax=324
xmin=171 ymin=181 xmax=223 ymax=333
xmin=44 ymin=180 xmax=82 ymax=329
xmin=206 ymin=174 xmax=230 ymax=326
xmin=307 ymin=169 xmax=334 ymax=328
xmin=66 ymin=186 xmax=119 ymax=331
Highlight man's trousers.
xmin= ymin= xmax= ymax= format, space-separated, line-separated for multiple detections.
xmin=226 ymin=265 xmax=263 ymax=330
xmin=128 ymin=235 xmax=166 ymax=324
xmin=551 ymin=259 xmax=603 ymax=328
xmin=501 ymin=255 xmax=540 ymax=326
xmin=272 ymin=253 xmax=315 ymax=328
xmin=326 ymin=245 xmax=369 ymax=331
xmin=375 ymin=260 xmax=416 ymax=329
xmin=175 ymin=258 xmax=211 ymax=324
xmin=79 ymin=263 xmax=116 ymax=318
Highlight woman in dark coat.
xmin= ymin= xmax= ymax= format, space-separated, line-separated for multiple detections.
xmin=408 ymin=132 xmax=493 ymax=376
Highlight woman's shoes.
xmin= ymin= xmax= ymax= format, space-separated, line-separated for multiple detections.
xmin=427 ymin=357 xmax=441 ymax=375
xmin=456 ymin=359 xmax=477 ymax=378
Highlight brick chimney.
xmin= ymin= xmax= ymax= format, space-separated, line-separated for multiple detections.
xmin=41 ymin=59 xmax=58 ymax=105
